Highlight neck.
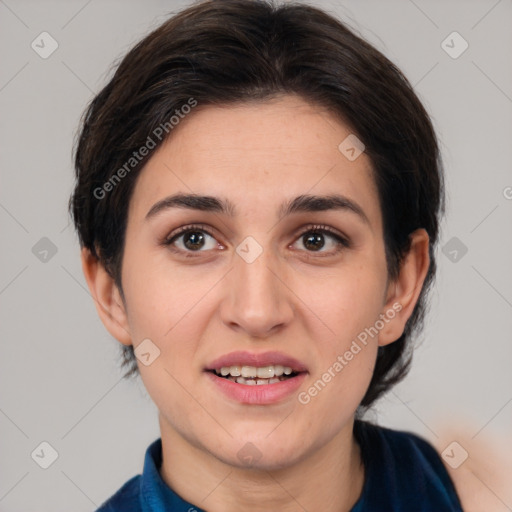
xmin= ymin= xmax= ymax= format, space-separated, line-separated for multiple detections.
xmin=158 ymin=415 xmax=365 ymax=512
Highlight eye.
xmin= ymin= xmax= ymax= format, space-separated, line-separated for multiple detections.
xmin=292 ymin=225 xmax=349 ymax=255
xmin=163 ymin=224 xmax=221 ymax=254
xmin=163 ymin=223 xmax=350 ymax=256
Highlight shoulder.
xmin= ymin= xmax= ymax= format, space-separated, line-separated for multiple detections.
xmin=428 ymin=420 xmax=512 ymax=512
xmin=366 ymin=420 xmax=450 ymax=475
xmin=95 ymin=475 xmax=142 ymax=512
xmin=353 ymin=420 xmax=463 ymax=511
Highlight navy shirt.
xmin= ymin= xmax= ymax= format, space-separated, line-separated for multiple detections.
xmin=96 ymin=420 xmax=463 ymax=511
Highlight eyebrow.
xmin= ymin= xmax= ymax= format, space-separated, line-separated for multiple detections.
xmin=145 ymin=193 xmax=370 ymax=225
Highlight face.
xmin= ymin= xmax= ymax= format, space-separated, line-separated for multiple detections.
xmin=113 ymin=95 xmax=399 ymax=469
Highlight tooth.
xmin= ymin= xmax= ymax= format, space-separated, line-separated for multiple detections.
xmin=230 ymin=365 xmax=241 ymax=377
xmin=273 ymin=365 xmax=284 ymax=377
xmin=257 ymin=366 xmax=275 ymax=378
xmin=241 ymin=366 xmax=258 ymax=378
xmin=245 ymin=379 xmax=256 ymax=385
xmin=256 ymin=379 xmax=267 ymax=385
xmin=236 ymin=377 xmax=246 ymax=384
xmin=218 ymin=364 xmax=296 ymax=379
xmin=269 ymin=377 xmax=280 ymax=384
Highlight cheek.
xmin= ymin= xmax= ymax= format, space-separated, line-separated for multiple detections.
xmin=298 ymin=262 xmax=387 ymax=341
xmin=121 ymin=246 xmax=213 ymax=340
xmin=293 ymin=259 xmax=386 ymax=407
xmin=296 ymin=269 xmax=383 ymax=420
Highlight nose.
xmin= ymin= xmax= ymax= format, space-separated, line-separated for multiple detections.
xmin=219 ymin=246 xmax=294 ymax=338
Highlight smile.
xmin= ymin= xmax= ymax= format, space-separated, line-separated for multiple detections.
xmin=204 ymin=351 xmax=308 ymax=404
xmin=212 ymin=364 xmax=297 ymax=385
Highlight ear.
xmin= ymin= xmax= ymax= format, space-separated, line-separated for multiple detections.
xmin=378 ymin=228 xmax=430 ymax=347
xmin=80 ymin=247 xmax=132 ymax=346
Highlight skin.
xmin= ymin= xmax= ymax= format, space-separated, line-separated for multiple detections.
xmin=82 ymin=95 xmax=430 ymax=511
xmin=432 ymin=417 xmax=512 ymax=511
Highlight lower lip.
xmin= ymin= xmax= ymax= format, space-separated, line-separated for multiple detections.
xmin=205 ymin=371 xmax=307 ymax=405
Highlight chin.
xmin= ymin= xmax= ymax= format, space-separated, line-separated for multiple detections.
xmin=221 ymin=449 xmax=305 ymax=472
xmin=208 ymin=432 xmax=312 ymax=472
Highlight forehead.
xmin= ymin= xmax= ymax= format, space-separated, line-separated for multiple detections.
xmin=128 ymin=95 xmax=381 ymax=229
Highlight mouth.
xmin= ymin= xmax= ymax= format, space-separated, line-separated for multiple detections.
xmin=208 ymin=364 xmax=301 ymax=385
xmin=204 ymin=351 xmax=308 ymax=404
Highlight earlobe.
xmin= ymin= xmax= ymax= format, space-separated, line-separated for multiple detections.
xmin=80 ymin=247 xmax=132 ymax=346
xmin=378 ymin=228 xmax=430 ymax=347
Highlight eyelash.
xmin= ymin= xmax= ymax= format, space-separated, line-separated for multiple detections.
xmin=162 ymin=223 xmax=350 ymax=257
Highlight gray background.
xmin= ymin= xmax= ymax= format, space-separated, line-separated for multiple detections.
xmin=1 ymin=0 xmax=511 ymax=510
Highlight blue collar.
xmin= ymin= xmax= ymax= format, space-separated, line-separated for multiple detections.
xmin=139 ymin=438 xmax=203 ymax=511
xmin=100 ymin=420 xmax=463 ymax=511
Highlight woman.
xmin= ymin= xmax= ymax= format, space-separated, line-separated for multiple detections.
xmin=70 ymin=0 xmax=465 ymax=510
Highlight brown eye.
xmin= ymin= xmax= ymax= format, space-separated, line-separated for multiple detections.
xmin=164 ymin=225 xmax=219 ymax=253
xmin=302 ymin=232 xmax=326 ymax=251
xmin=293 ymin=225 xmax=350 ymax=255
xmin=181 ymin=231 xmax=207 ymax=251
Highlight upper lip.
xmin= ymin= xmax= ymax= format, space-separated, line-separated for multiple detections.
xmin=205 ymin=351 xmax=308 ymax=372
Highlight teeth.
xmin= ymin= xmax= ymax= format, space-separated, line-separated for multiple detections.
xmin=273 ymin=365 xmax=284 ymax=377
xmin=230 ymin=365 xmax=241 ymax=377
xmin=241 ymin=366 xmax=257 ymax=378
xmin=215 ymin=365 xmax=293 ymax=378
xmin=232 ymin=375 xmax=288 ymax=385
xmin=256 ymin=366 xmax=274 ymax=378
